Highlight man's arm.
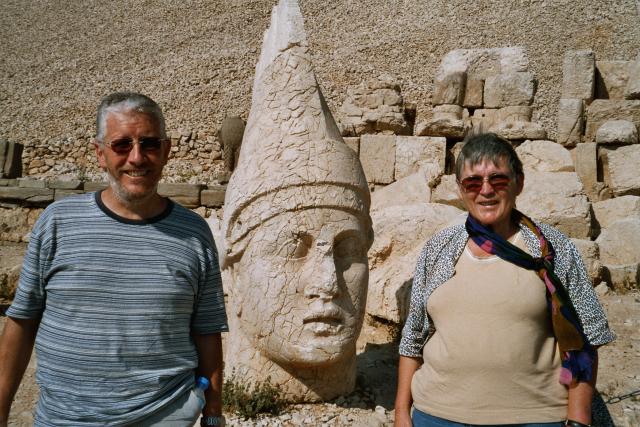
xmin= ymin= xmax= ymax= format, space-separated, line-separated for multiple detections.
xmin=566 ymin=350 xmax=598 ymax=425
xmin=193 ymin=333 xmax=224 ymax=417
xmin=0 ymin=317 xmax=39 ymax=426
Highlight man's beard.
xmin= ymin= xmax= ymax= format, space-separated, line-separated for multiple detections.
xmin=106 ymin=170 xmax=158 ymax=207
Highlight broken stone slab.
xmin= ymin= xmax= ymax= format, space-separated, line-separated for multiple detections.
xmin=584 ymin=99 xmax=640 ymax=142
xmin=574 ymin=142 xmax=598 ymax=196
xmin=556 ymin=98 xmax=584 ymax=147
xmin=0 ymin=179 xmax=17 ymax=187
xmin=436 ymin=47 xmax=529 ymax=82
xmin=0 ymin=186 xmax=54 ymax=205
xmin=54 ymin=189 xmax=85 ymax=201
xmin=603 ymin=263 xmax=639 ymax=291
xmin=0 ymin=139 xmax=7 ymax=178
xmin=17 ymin=178 xmax=46 ymax=189
xmin=595 ymin=120 xmax=638 ymax=145
xmin=219 ymin=116 xmax=245 ymax=171
xmin=483 ymin=72 xmax=536 ymax=108
xmin=518 ymin=171 xmax=591 ymax=239
xmin=371 ymin=167 xmax=439 ymax=209
xmin=157 ymin=183 xmax=203 ymax=208
xmin=432 ymin=72 xmax=466 ymax=105
xmin=463 ymin=78 xmax=484 ymax=108
xmin=595 ymin=60 xmax=630 ymax=100
xmin=46 ymin=179 xmax=83 ymax=190
xmin=200 ymin=185 xmax=227 ymax=208
xmin=360 ymin=134 xmax=396 ymax=184
xmin=84 ymin=181 xmax=109 ymax=192
xmin=595 ymin=219 xmax=640 ymax=265
xmin=562 ymin=50 xmax=595 ymax=101
xmin=367 ymin=202 xmax=464 ymax=323
xmin=571 ymin=238 xmax=604 ymax=285
xmin=593 ymin=195 xmax=640 ymax=229
xmin=343 ymin=137 xmax=360 ymax=155
xmin=515 ymin=140 xmax=574 ymax=172
xmin=394 ymin=136 xmax=446 ymax=180
xmin=625 ymin=53 xmax=640 ymax=100
xmin=431 ymin=174 xmax=465 ymax=210
xmin=3 ymin=141 xmax=23 ymax=179
xmin=606 ymin=145 xmax=640 ymax=196
xmin=415 ymin=117 xmax=468 ymax=139
xmin=490 ymin=121 xmax=547 ymax=141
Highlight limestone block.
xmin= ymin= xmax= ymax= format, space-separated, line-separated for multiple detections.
xmin=201 ymin=185 xmax=227 ymax=208
xmin=431 ymin=174 xmax=465 ymax=210
xmin=343 ymin=137 xmax=360 ymax=156
xmin=394 ymin=136 xmax=446 ymax=180
xmin=625 ymin=53 xmax=640 ymax=100
xmin=490 ymin=121 xmax=547 ymax=141
xmin=571 ymin=238 xmax=603 ymax=285
xmin=470 ymin=108 xmax=499 ymax=134
xmin=595 ymin=60 xmax=630 ymax=100
xmin=371 ymin=167 xmax=439 ymax=209
xmin=17 ymin=178 xmax=46 ymax=189
xmin=367 ymin=202 xmax=464 ymax=323
xmin=46 ymin=179 xmax=83 ymax=190
xmin=497 ymin=106 xmax=532 ymax=123
xmin=562 ymin=50 xmax=595 ymax=101
xmin=436 ymin=47 xmax=529 ymax=82
xmin=463 ymin=79 xmax=484 ymax=108
xmin=593 ymin=196 xmax=640 ymax=229
xmin=54 ymin=189 xmax=84 ymax=201
xmin=556 ymin=99 xmax=584 ymax=147
xmin=574 ymin=143 xmax=598 ymax=195
xmin=432 ymin=72 xmax=466 ymax=105
xmin=0 ymin=139 xmax=7 ymax=178
xmin=84 ymin=181 xmax=108 ymax=192
xmin=0 ymin=179 xmax=17 ymax=187
xmin=433 ymin=104 xmax=463 ymax=120
xmin=3 ymin=141 xmax=23 ymax=179
xmin=360 ymin=135 xmax=396 ymax=184
xmin=518 ymin=172 xmax=591 ymax=238
xmin=604 ymin=263 xmax=639 ymax=291
xmin=596 ymin=219 xmax=640 ymax=265
xmin=157 ymin=183 xmax=203 ymax=208
xmin=0 ymin=186 xmax=54 ymax=205
xmin=483 ymin=72 xmax=536 ymax=108
xmin=595 ymin=120 xmax=638 ymax=145
xmin=607 ymin=145 xmax=640 ymax=196
xmin=584 ymin=99 xmax=640 ymax=142
xmin=516 ymin=140 xmax=574 ymax=172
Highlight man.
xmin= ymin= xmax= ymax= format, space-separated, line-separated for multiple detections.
xmin=0 ymin=92 xmax=228 ymax=426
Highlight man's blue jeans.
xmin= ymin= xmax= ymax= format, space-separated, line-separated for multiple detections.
xmin=412 ymin=407 xmax=564 ymax=427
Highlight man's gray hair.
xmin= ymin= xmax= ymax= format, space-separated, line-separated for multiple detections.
xmin=454 ymin=133 xmax=523 ymax=179
xmin=95 ymin=92 xmax=166 ymax=142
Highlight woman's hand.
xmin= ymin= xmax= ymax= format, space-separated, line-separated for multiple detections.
xmin=394 ymin=355 xmax=423 ymax=427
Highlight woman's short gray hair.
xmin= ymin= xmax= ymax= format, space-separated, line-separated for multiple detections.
xmin=454 ymin=133 xmax=523 ymax=179
xmin=95 ymin=92 xmax=166 ymax=142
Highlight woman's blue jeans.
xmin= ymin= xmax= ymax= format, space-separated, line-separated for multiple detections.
xmin=411 ymin=408 xmax=564 ymax=427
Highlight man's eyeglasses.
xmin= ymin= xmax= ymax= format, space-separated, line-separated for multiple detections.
xmin=458 ymin=173 xmax=512 ymax=193
xmin=104 ymin=137 xmax=166 ymax=155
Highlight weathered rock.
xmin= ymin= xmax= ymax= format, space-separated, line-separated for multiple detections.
xmin=432 ymin=72 xmax=466 ymax=105
xmin=562 ymin=50 xmax=595 ymax=101
xmin=343 ymin=137 xmax=360 ymax=155
xmin=593 ymin=196 xmax=640 ymax=229
xmin=490 ymin=121 xmax=547 ymax=141
xmin=607 ymin=145 xmax=640 ymax=196
xmin=368 ymin=202 xmax=463 ymax=323
xmin=571 ymin=238 xmax=604 ymax=285
xmin=436 ymin=47 xmax=529 ymax=82
xmin=497 ymin=106 xmax=532 ymax=123
xmin=625 ymin=53 xmax=640 ymax=100
xmin=0 ymin=139 xmax=7 ymax=178
xmin=556 ymin=98 xmax=584 ymax=146
xmin=585 ymin=99 xmax=640 ymax=142
xmin=604 ymin=263 xmax=639 ymax=291
xmin=394 ymin=136 xmax=446 ymax=180
xmin=46 ymin=179 xmax=82 ymax=190
xmin=84 ymin=181 xmax=108 ymax=192
xmin=360 ymin=135 xmax=396 ymax=184
xmin=595 ymin=120 xmax=638 ymax=145
xmin=574 ymin=142 xmax=598 ymax=196
xmin=595 ymin=60 xmax=630 ymax=100
xmin=470 ymin=108 xmax=499 ymax=134
xmin=54 ymin=189 xmax=84 ymax=201
xmin=431 ymin=174 xmax=465 ymax=210
xmin=483 ymin=72 xmax=536 ymax=108
xmin=463 ymin=78 xmax=484 ymax=108
xmin=371 ymin=168 xmax=437 ymax=209
xmin=219 ymin=116 xmax=245 ymax=171
xmin=0 ymin=186 xmax=54 ymax=205
xmin=516 ymin=140 xmax=573 ymax=172
xmin=200 ymin=185 xmax=226 ymax=208
xmin=596 ymin=219 xmax=640 ymax=265
xmin=17 ymin=178 xmax=46 ymax=189
xmin=518 ymin=171 xmax=591 ymax=238
xmin=3 ymin=141 xmax=23 ymax=179
xmin=415 ymin=117 xmax=468 ymax=139
xmin=0 ymin=207 xmax=43 ymax=242
xmin=157 ymin=183 xmax=203 ymax=208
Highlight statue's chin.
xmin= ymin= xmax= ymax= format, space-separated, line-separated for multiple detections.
xmin=257 ymin=336 xmax=355 ymax=369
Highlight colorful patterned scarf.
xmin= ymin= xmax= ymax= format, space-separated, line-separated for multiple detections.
xmin=465 ymin=210 xmax=596 ymax=385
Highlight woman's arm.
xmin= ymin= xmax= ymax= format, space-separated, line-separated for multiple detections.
xmin=394 ymin=355 xmax=423 ymax=427
xmin=566 ymin=350 xmax=598 ymax=425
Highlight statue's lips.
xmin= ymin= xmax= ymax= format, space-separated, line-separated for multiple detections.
xmin=303 ymin=308 xmax=344 ymax=336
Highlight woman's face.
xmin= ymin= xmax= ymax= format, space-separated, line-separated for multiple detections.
xmin=231 ymin=208 xmax=369 ymax=367
xmin=458 ymin=157 xmax=524 ymax=235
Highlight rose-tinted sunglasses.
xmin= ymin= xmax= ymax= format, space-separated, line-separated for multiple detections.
xmin=458 ymin=173 xmax=512 ymax=193
xmin=105 ymin=137 xmax=166 ymax=155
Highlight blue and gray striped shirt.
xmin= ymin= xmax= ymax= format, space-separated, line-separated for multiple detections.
xmin=7 ymin=192 xmax=228 ymax=426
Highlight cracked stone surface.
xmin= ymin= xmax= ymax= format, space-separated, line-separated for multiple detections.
xmin=220 ymin=0 xmax=372 ymax=402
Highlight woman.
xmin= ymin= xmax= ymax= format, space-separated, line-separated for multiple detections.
xmin=394 ymin=133 xmax=614 ymax=427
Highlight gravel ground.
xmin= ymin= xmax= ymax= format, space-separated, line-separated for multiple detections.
xmin=1 ymin=1 xmax=639 ymax=177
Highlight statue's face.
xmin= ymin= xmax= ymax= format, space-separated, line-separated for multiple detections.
xmin=231 ymin=208 xmax=369 ymax=367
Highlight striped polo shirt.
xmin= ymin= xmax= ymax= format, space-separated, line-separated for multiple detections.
xmin=7 ymin=191 xmax=228 ymax=426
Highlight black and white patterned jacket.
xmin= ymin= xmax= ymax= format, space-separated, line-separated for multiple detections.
xmin=399 ymin=220 xmax=616 ymax=357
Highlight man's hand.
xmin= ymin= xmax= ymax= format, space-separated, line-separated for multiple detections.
xmin=0 ymin=317 xmax=39 ymax=424
xmin=193 ymin=333 xmax=224 ymax=417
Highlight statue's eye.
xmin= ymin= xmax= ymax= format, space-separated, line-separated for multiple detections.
xmin=277 ymin=232 xmax=311 ymax=259
xmin=334 ymin=235 xmax=365 ymax=261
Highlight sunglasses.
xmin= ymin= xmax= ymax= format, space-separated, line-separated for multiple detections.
xmin=458 ymin=173 xmax=512 ymax=193
xmin=104 ymin=137 xmax=166 ymax=155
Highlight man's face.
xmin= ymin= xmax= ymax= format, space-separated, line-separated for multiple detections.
xmin=95 ymin=110 xmax=170 ymax=203
xmin=231 ymin=208 xmax=369 ymax=367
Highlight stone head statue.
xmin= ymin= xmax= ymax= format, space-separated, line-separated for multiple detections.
xmin=221 ymin=0 xmax=372 ymax=401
